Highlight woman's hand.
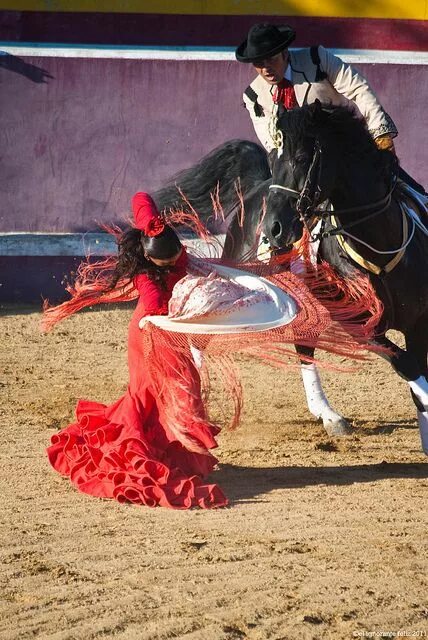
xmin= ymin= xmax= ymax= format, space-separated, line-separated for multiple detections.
xmin=139 ymin=317 xmax=155 ymax=329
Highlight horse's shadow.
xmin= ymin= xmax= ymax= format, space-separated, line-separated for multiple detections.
xmin=214 ymin=461 xmax=427 ymax=504
xmin=360 ymin=419 xmax=417 ymax=435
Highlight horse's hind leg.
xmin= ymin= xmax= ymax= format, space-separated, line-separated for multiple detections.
xmin=297 ymin=345 xmax=353 ymax=436
xmin=373 ymin=332 xmax=428 ymax=454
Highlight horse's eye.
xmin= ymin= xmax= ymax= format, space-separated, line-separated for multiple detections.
xmin=294 ymin=155 xmax=308 ymax=165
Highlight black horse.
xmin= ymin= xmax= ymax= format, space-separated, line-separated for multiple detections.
xmin=153 ymin=104 xmax=428 ymax=444
xmin=264 ymin=102 xmax=428 ymax=447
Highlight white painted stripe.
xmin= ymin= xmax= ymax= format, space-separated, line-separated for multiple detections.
xmin=0 ymin=232 xmax=225 ymax=257
xmin=333 ymin=49 xmax=428 ymax=65
xmin=1 ymin=44 xmax=427 ymax=65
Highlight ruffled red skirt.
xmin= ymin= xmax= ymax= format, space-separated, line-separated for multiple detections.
xmin=47 ymin=302 xmax=227 ymax=509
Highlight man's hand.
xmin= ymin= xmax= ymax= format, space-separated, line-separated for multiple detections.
xmin=375 ymin=134 xmax=396 ymax=153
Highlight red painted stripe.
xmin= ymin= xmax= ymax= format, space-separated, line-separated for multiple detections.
xmin=1 ymin=12 xmax=427 ymax=51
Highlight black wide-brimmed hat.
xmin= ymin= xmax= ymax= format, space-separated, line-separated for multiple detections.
xmin=235 ymin=23 xmax=296 ymax=63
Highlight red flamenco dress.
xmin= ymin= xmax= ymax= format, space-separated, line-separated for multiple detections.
xmin=46 ymin=194 xmax=227 ymax=509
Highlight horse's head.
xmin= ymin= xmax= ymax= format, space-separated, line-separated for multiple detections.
xmin=264 ymin=101 xmax=339 ymax=249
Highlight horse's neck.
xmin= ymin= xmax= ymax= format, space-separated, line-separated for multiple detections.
xmin=328 ymin=161 xmax=404 ymax=258
xmin=330 ymin=158 xmax=386 ymax=211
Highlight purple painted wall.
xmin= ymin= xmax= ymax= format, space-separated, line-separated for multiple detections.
xmin=0 ymin=55 xmax=427 ymax=233
xmin=1 ymin=12 xmax=427 ymax=51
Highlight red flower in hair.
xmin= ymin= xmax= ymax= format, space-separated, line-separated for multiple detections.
xmin=132 ymin=192 xmax=165 ymax=237
xmin=145 ymin=217 xmax=165 ymax=237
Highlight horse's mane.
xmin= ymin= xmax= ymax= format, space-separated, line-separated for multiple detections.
xmin=279 ymin=103 xmax=372 ymax=145
xmin=152 ymin=140 xmax=270 ymax=227
xmin=278 ymin=103 xmax=395 ymax=181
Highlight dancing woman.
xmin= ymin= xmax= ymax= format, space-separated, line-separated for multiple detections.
xmin=44 ymin=192 xmax=227 ymax=509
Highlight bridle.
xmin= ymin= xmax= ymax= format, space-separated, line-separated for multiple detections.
xmin=269 ymin=139 xmax=324 ymax=240
xmin=268 ymin=137 xmax=400 ymax=245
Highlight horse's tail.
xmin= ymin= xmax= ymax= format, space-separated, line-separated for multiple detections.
xmin=152 ymin=140 xmax=270 ymax=229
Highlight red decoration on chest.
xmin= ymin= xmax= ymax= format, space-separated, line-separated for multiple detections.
xmin=273 ymin=79 xmax=298 ymax=110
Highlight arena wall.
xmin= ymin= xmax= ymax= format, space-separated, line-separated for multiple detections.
xmin=1 ymin=1 xmax=427 ymax=50
xmin=1 ymin=2 xmax=427 ymax=302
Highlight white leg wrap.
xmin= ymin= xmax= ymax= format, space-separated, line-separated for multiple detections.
xmin=408 ymin=376 xmax=428 ymax=412
xmin=190 ymin=345 xmax=204 ymax=370
xmin=417 ymin=411 xmax=428 ymax=455
xmin=407 ymin=378 xmax=428 ymax=455
xmin=300 ymin=363 xmax=351 ymax=435
xmin=300 ymin=363 xmax=336 ymax=419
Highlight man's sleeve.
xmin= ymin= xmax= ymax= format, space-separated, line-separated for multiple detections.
xmin=318 ymin=45 xmax=398 ymax=139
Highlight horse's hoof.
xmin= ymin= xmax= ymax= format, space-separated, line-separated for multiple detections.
xmin=322 ymin=416 xmax=354 ymax=436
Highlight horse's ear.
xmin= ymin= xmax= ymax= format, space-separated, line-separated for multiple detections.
xmin=310 ymin=99 xmax=331 ymax=126
xmin=309 ymin=99 xmax=323 ymax=123
xmin=313 ymin=99 xmax=323 ymax=114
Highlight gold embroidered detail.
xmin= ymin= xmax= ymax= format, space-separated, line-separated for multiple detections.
xmin=268 ymin=105 xmax=284 ymax=154
xmin=370 ymin=111 xmax=398 ymax=140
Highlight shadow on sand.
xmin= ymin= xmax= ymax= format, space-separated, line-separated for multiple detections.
xmin=215 ymin=461 xmax=428 ymax=504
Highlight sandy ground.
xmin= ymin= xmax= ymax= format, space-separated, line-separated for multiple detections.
xmin=1 ymin=304 xmax=427 ymax=640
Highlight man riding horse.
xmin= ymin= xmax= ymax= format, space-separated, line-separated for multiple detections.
xmin=235 ymin=23 xmax=425 ymax=193
xmin=151 ymin=29 xmax=426 ymax=437
xmin=233 ymin=23 xmax=427 ymax=434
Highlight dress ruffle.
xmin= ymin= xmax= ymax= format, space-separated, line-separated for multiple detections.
xmin=47 ymin=398 xmax=227 ymax=509
xmin=47 ymin=297 xmax=227 ymax=510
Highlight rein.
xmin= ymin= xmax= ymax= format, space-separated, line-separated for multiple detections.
xmin=267 ymin=136 xmax=417 ymax=273
xmin=269 ymin=141 xmax=323 ymax=239
xmin=320 ymin=185 xmax=397 ymax=240
xmin=269 ymin=138 xmax=400 ymax=246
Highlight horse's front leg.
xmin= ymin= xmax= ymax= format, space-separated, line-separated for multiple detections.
xmin=296 ymin=345 xmax=353 ymax=436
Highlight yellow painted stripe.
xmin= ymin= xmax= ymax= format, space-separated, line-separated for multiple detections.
xmin=3 ymin=1 xmax=428 ymax=20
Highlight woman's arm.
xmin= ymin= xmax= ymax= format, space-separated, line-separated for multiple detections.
xmin=132 ymin=192 xmax=165 ymax=234
xmin=134 ymin=273 xmax=170 ymax=316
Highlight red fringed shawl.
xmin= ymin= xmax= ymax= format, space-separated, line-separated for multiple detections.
xmin=43 ymin=211 xmax=384 ymax=510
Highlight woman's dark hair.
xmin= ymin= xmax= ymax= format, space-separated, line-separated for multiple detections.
xmin=142 ymin=225 xmax=182 ymax=259
xmin=109 ymin=224 xmax=182 ymax=289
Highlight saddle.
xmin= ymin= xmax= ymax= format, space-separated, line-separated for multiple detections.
xmin=329 ymin=180 xmax=428 ymax=276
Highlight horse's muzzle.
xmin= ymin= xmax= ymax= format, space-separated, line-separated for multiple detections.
xmin=268 ymin=216 xmax=303 ymax=249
